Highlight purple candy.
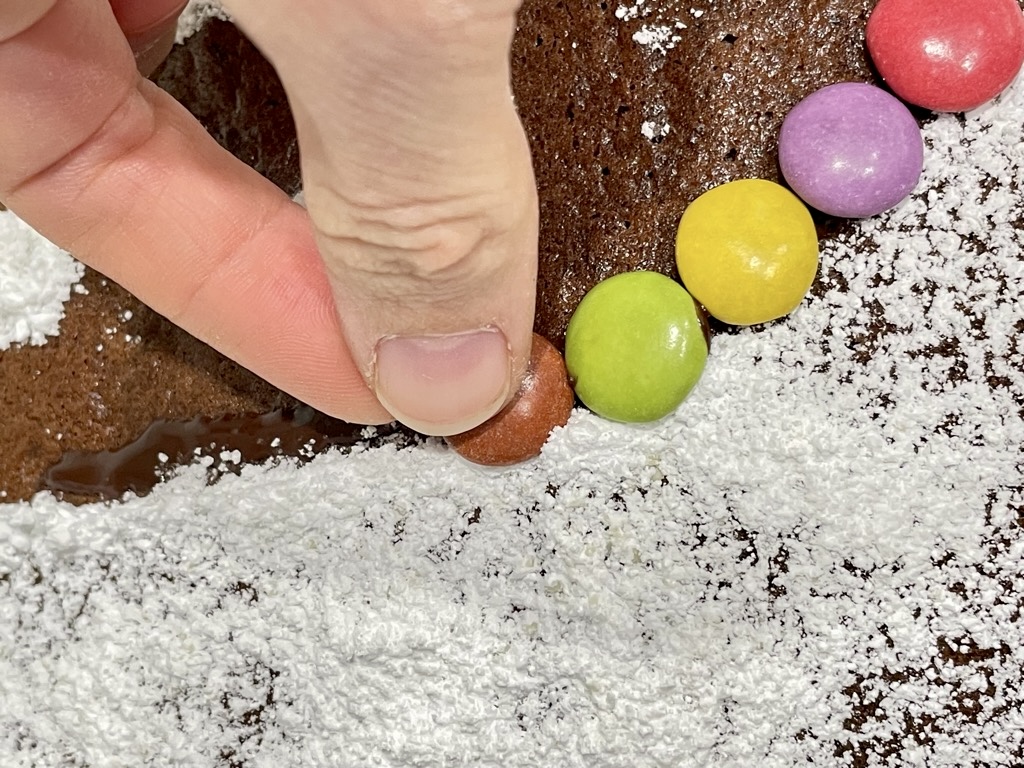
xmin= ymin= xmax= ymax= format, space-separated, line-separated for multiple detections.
xmin=779 ymin=82 xmax=924 ymax=218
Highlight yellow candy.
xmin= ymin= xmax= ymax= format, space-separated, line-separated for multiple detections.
xmin=675 ymin=179 xmax=819 ymax=326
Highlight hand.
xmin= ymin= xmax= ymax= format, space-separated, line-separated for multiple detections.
xmin=0 ymin=0 xmax=538 ymax=436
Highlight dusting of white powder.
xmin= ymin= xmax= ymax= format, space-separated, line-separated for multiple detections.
xmin=641 ymin=118 xmax=671 ymax=140
xmin=2 ymin=16 xmax=1024 ymax=768
xmin=616 ymin=1 xmax=690 ymax=53
xmin=632 ymin=23 xmax=685 ymax=53
xmin=176 ymin=0 xmax=231 ymax=43
xmin=0 ymin=211 xmax=84 ymax=349
xmin=615 ymin=1 xmax=648 ymax=22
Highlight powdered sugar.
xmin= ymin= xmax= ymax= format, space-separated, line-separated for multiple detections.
xmin=641 ymin=117 xmax=671 ymax=140
xmin=2 ymin=14 xmax=1024 ymax=768
xmin=616 ymin=0 xmax=692 ymax=53
xmin=0 ymin=211 xmax=84 ymax=349
xmin=632 ymin=22 xmax=686 ymax=53
xmin=177 ymin=0 xmax=231 ymax=43
xmin=615 ymin=1 xmax=649 ymax=22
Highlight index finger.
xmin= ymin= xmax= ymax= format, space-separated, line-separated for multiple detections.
xmin=107 ymin=0 xmax=189 ymax=75
xmin=0 ymin=0 xmax=391 ymax=425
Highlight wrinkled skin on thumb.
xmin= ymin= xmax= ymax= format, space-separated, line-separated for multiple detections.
xmin=225 ymin=1 xmax=539 ymax=436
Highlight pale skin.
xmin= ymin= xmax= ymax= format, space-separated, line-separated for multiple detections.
xmin=0 ymin=0 xmax=538 ymax=436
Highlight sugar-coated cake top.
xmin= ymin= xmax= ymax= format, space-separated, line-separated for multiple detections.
xmin=2 ymin=1 xmax=1024 ymax=765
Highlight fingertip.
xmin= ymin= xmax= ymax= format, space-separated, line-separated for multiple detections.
xmin=131 ymin=21 xmax=178 ymax=77
xmin=374 ymin=327 xmax=515 ymax=436
xmin=109 ymin=0 xmax=187 ymax=76
xmin=108 ymin=0 xmax=188 ymax=37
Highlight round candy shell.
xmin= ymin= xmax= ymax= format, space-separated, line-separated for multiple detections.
xmin=447 ymin=333 xmax=573 ymax=466
xmin=779 ymin=82 xmax=924 ymax=218
xmin=867 ymin=0 xmax=1024 ymax=112
xmin=675 ymin=179 xmax=819 ymax=326
xmin=564 ymin=271 xmax=708 ymax=423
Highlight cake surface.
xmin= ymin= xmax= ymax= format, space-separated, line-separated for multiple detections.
xmin=2 ymin=1 xmax=1024 ymax=766
xmin=1 ymin=0 xmax=880 ymax=502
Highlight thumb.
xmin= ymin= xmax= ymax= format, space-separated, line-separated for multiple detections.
xmin=226 ymin=2 xmax=538 ymax=436
xmin=333 ymin=214 xmax=539 ymax=438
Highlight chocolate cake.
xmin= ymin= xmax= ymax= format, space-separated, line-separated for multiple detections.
xmin=0 ymin=0 xmax=888 ymax=502
xmin=3 ymin=3 xmax=1024 ymax=765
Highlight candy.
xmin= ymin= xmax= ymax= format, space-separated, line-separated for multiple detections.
xmin=778 ymin=82 xmax=924 ymax=218
xmin=447 ymin=333 xmax=574 ymax=466
xmin=866 ymin=0 xmax=1024 ymax=112
xmin=564 ymin=271 xmax=708 ymax=423
xmin=675 ymin=179 xmax=819 ymax=325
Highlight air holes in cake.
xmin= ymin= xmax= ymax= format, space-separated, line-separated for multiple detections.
xmin=722 ymin=33 xmax=738 ymax=44
xmin=566 ymin=103 xmax=576 ymax=120
xmin=725 ymin=148 xmax=738 ymax=161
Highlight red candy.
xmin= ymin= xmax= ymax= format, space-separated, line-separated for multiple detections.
xmin=867 ymin=0 xmax=1024 ymax=112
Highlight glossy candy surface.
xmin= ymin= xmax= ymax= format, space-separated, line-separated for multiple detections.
xmin=779 ymin=83 xmax=924 ymax=218
xmin=447 ymin=334 xmax=574 ymax=466
xmin=564 ymin=271 xmax=708 ymax=423
xmin=675 ymin=179 xmax=819 ymax=326
xmin=866 ymin=0 xmax=1024 ymax=112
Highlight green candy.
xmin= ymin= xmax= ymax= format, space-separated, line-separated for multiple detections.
xmin=565 ymin=271 xmax=709 ymax=423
